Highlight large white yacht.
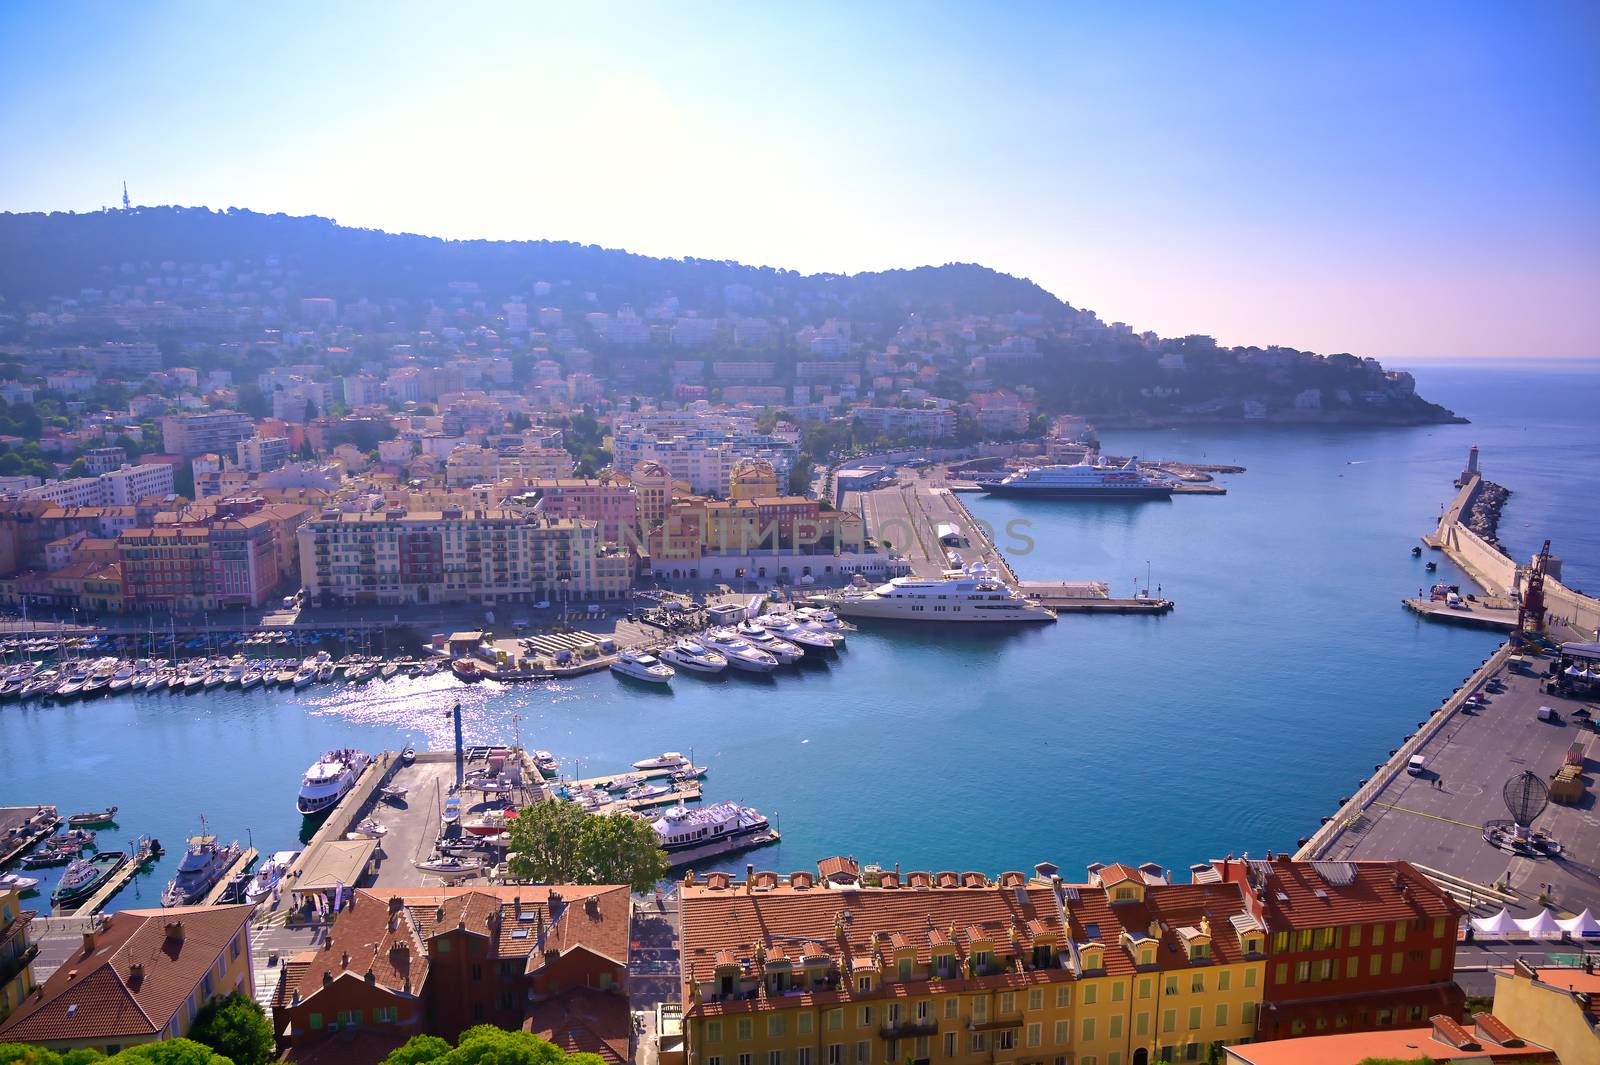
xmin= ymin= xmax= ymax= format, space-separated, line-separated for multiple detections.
xmin=296 ymin=748 xmax=372 ymax=815
xmin=834 ymin=563 xmax=1056 ymax=623
xmin=658 ymin=640 xmax=728 ymax=675
xmin=610 ymin=650 xmax=675 ymax=684
xmin=700 ymin=630 xmax=779 ymax=673
xmin=977 ymin=456 xmax=1175 ymax=499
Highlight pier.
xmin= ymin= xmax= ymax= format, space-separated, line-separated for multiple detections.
xmin=1403 ymin=596 xmax=1518 ymax=630
xmin=200 ymin=846 xmax=258 ymax=906
xmin=0 ymin=806 xmax=59 ymax=868
xmin=1016 ymin=582 xmax=1174 ymax=615
xmin=64 ymin=836 xmax=160 ymax=917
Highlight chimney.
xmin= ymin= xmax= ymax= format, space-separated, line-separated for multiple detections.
xmin=128 ymin=963 xmax=145 ymax=989
xmin=341 ymin=950 xmax=350 ymax=969
xmin=547 ymin=888 xmax=563 ymax=915
xmin=585 ymin=896 xmax=599 ymax=916
xmin=81 ymin=930 xmax=97 ymax=955
xmin=164 ymin=921 xmax=185 ymax=942
xmin=322 ymin=971 xmax=333 ymax=988
xmin=365 ymin=969 xmax=376 ymax=986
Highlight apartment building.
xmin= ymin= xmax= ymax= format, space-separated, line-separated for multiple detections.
xmin=117 ymin=502 xmax=284 ymax=611
xmin=1207 ymin=855 xmax=1463 ymax=1038
xmin=0 ymin=905 xmax=253 ymax=1056
xmin=851 ymin=406 xmax=956 ymax=440
xmin=161 ymin=410 xmax=256 ymax=456
xmin=298 ymin=506 xmax=632 ymax=607
xmin=271 ymin=887 xmax=632 ymax=1064
xmin=0 ymin=888 xmax=37 ymax=1024
xmin=527 ymin=477 xmax=641 ymax=543
xmin=679 ymin=860 xmax=1268 ymax=1065
xmin=237 ymin=435 xmax=293 ymax=473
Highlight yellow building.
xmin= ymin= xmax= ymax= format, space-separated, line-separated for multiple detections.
xmin=1489 ymin=960 xmax=1600 ymax=1065
xmin=0 ymin=888 xmax=37 ymax=1024
xmin=730 ymin=459 xmax=781 ymax=501
xmin=0 ymin=905 xmax=254 ymax=1055
xmin=679 ymin=860 xmax=1267 ymax=1065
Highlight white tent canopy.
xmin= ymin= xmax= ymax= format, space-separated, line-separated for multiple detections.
xmin=1515 ymin=908 xmax=1562 ymax=937
xmin=1471 ymin=908 xmax=1519 ymax=935
xmin=1557 ymin=908 xmax=1600 ymax=937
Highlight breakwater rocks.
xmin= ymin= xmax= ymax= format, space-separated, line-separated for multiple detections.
xmin=1467 ymin=480 xmax=1511 ymax=548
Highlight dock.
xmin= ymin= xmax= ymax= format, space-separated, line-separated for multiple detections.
xmin=665 ymin=829 xmax=780 ymax=869
xmin=0 ymin=806 xmax=60 ymax=868
xmin=561 ymin=772 xmax=704 ymax=812
xmin=1403 ymin=597 xmax=1518 ymax=631
xmin=1016 ymin=582 xmax=1175 ymax=614
xmin=66 ymin=837 xmax=160 ymax=916
xmin=1170 ymin=483 xmax=1226 ymax=495
xmin=200 ymin=847 xmax=258 ymax=906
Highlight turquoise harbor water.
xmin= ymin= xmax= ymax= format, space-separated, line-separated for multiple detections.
xmin=1 ymin=362 xmax=1596 ymax=906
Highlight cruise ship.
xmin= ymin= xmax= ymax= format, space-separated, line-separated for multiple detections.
xmin=296 ymin=748 xmax=372 ymax=816
xmin=833 ymin=563 xmax=1056 ymax=623
xmin=977 ymin=456 xmax=1175 ymax=499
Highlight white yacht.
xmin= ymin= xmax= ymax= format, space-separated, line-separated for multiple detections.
xmin=834 ymin=563 xmax=1056 ymax=623
xmin=759 ymin=616 xmax=838 ymax=650
xmin=735 ymin=623 xmax=804 ymax=664
xmin=658 ymin=640 xmax=728 ymax=675
xmin=243 ymin=849 xmax=299 ymax=904
xmin=650 ymin=801 xmax=772 ymax=861
xmin=296 ymin=748 xmax=372 ymax=815
xmin=611 ymin=651 xmax=675 ymax=684
xmin=976 ymin=456 xmax=1175 ymax=499
xmin=633 ymin=751 xmax=689 ymax=771
xmin=700 ymin=630 xmax=779 ymax=673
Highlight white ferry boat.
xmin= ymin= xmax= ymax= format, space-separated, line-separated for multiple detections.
xmin=650 ymin=801 xmax=772 ymax=863
xmin=296 ymin=748 xmax=372 ymax=815
xmin=834 ymin=563 xmax=1055 ymax=623
xmin=977 ymin=456 xmax=1175 ymax=499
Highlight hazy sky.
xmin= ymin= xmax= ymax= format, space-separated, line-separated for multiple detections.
xmin=2 ymin=2 xmax=1597 ymax=359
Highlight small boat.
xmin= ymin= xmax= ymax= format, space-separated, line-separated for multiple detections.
xmin=67 ymin=806 xmax=117 ymax=827
xmin=381 ymin=663 xmax=399 ymax=680
xmin=243 ymin=850 xmax=299 ymax=904
xmin=44 ymin=829 xmax=95 ymax=851
xmin=401 ymin=744 xmax=416 ymax=766
xmin=275 ymin=668 xmax=297 ymax=686
xmin=182 ymin=671 xmax=204 ymax=691
xmin=346 ymin=664 xmax=374 ymax=683
xmin=240 ymin=669 xmax=263 ymax=690
xmin=353 ymin=817 xmax=388 ymax=838
xmin=317 ymin=663 xmax=336 ymax=682
xmin=414 ymin=855 xmax=482 ymax=878
xmin=441 ymin=797 xmax=461 ymax=829
xmin=380 ymin=784 xmax=409 ymax=804
xmin=55 ymin=676 xmax=86 ymax=699
xmin=0 ymin=871 xmax=40 ymax=893
xmin=701 ymin=630 xmax=779 ymax=673
xmin=611 ymin=651 xmax=674 ymax=684
xmin=451 ymin=659 xmax=483 ymax=682
xmin=623 ymin=783 xmax=672 ymax=801
xmin=671 ymin=765 xmax=708 ymax=782
xmin=203 ymin=669 xmax=227 ymax=689
xmin=463 ymin=808 xmax=515 ymax=836
xmin=292 ymin=665 xmax=316 ymax=689
xmin=633 ymin=751 xmax=690 ymax=771
xmin=1411 ymin=545 xmax=1423 ymax=557
xmin=1425 ymin=561 xmax=1438 ymax=571
xmin=52 ymin=850 xmax=129 ymax=907
xmin=20 ymin=848 xmax=73 ymax=868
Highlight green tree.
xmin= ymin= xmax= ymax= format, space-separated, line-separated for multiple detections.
xmin=104 ymin=1041 xmax=231 ymax=1065
xmin=0 ymin=1045 xmax=94 ymax=1065
xmin=188 ymin=992 xmax=273 ymax=1065
xmin=380 ymin=1025 xmax=609 ymax=1065
xmin=505 ymin=800 xmax=668 ymax=892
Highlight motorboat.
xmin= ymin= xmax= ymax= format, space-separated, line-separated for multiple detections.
xmin=292 ymin=663 xmax=317 ymax=689
xmin=401 ymin=744 xmax=416 ymax=766
xmin=659 ymin=640 xmax=728 ymax=675
xmin=463 ymin=808 xmax=515 ymax=836
xmin=736 ymin=627 xmax=804 ymax=664
xmin=795 ymin=606 xmax=855 ymax=635
xmin=243 ymin=849 xmax=299 ymax=905
xmin=67 ymin=806 xmax=117 ymax=827
xmin=649 ymin=802 xmax=772 ymax=859
xmin=760 ymin=617 xmax=839 ymax=650
xmin=633 ymin=752 xmax=690 ymax=771
xmin=700 ymin=630 xmax=778 ymax=673
xmin=671 ymin=764 xmax=708 ymax=783
xmin=623 ymin=783 xmax=672 ymax=802
xmin=611 ymin=651 xmax=675 ymax=684
xmin=20 ymin=672 xmax=60 ymax=700
xmin=317 ymin=663 xmax=336 ymax=682
xmin=20 ymin=848 xmax=74 ymax=868
xmin=44 ymin=829 xmax=95 ymax=851
xmin=275 ymin=667 xmax=297 ymax=686
xmin=381 ymin=663 xmax=399 ymax=680
xmin=182 ymin=670 xmax=205 ymax=691
xmin=161 ymin=828 xmax=242 ymax=907
xmin=52 ymin=851 xmax=129 ymax=907
xmin=441 ymin=797 xmax=462 ymax=831
xmin=347 ymin=663 xmax=376 ymax=683
xmin=240 ymin=669 xmax=263 ymax=690
xmin=532 ymin=750 xmax=558 ymax=776
xmin=203 ymin=668 xmax=228 ymax=689
xmin=108 ymin=664 xmax=139 ymax=693
xmin=0 ymin=871 xmax=40 ymax=893
xmin=414 ymin=855 xmax=482 ymax=878
xmin=451 ymin=659 xmax=485 ymax=682
xmin=976 ymin=456 xmax=1176 ymax=498
xmin=297 ymin=749 xmax=372 ymax=816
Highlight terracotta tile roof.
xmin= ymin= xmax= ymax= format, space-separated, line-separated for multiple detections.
xmin=0 ymin=904 xmax=252 ymax=1044
xmin=1216 ymin=857 xmax=1459 ymax=928
xmin=1473 ymin=1012 xmax=1520 ymax=1046
xmin=1097 ymin=863 xmax=1143 ymax=887
xmin=1225 ymin=1023 xmax=1557 ymax=1064
xmin=816 ymin=856 xmax=859 ymax=880
xmin=281 ymin=1029 xmax=410 ymax=1065
xmin=523 ymin=988 xmax=631 ymax=1065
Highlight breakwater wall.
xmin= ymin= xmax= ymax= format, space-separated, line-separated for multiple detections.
xmin=1430 ymin=476 xmax=1600 ymax=638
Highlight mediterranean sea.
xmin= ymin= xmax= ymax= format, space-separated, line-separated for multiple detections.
xmin=2 ymin=361 xmax=1596 ymax=907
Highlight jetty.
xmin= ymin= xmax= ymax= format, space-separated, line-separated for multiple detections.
xmin=0 ymin=806 xmax=60 ymax=867
xmin=1016 ymin=582 xmax=1174 ymax=615
xmin=66 ymin=836 xmax=160 ymax=916
xmin=200 ymin=846 xmax=258 ymax=906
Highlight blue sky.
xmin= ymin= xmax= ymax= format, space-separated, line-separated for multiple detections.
xmin=2 ymin=1 xmax=1596 ymax=359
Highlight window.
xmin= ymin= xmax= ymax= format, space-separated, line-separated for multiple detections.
xmin=827 ymin=1010 xmax=842 ymax=1032
xmin=1056 ymin=986 xmax=1072 ymax=1008
xmin=1109 ymin=1015 xmax=1122 ymax=1039
xmin=769 ymin=1051 xmax=782 ymax=1065
xmin=943 ymin=1033 xmax=956 ymax=1058
xmin=1346 ymin=957 xmax=1358 ymax=979
xmin=711 ymin=1057 xmax=723 ymax=1065
xmin=997 ymin=1031 xmax=1014 ymax=1051
xmin=1029 ymin=989 xmax=1043 ymax=1011
xmin=1390 ymin=952 xmax=1404 ymax=975
xmin=898 ymin=959 xmax=912 ymax=980
xmin=1429 ymin=947 xmax=1443 ymax=970
xmin=309 ymin=1013 xmax=323 ymax=1031
xmin=1294 ymin=961 xmax=1310 ymax=983
xmin=1000 ymin=992 xmax=1015 ymax=1014
xmin=740 ymin=1054 xmax=752 ymax=1065
xmin=1271 ymin=931 xmax=1288 ymax=953
xmin=1190 ymin=974 xmax=1204 ymax=993
xmin=915 ymin=1001 xmax=929 ymax=1021
xmin=1165 ymin=976 xmax=1178 ymax=995
xmin=1187 ymin=1007 xmax=1201 ymax=1030
xmin=1163 ymin=1010 xmax=1176 ymax=1034
xmin=857 ymin=1007 xmax=873 ymax=1029
xmin=738 ymin=1019 xmax=753 ymax=1041
xmin=471 ymin=964 xmax=482 ymax=981
xmin=1372 ymin=925 xmax=1385 ymax=947
xmin=1217 ymin=970 xmax=1230 ymax=991
xmin=1369 ymin=955 xmax=1381 ymax=977
xmin=708 ymin=1022 xmax=723 ymax=1042
xmin=1349 ymin=925 xmax=1362 ymax=948
xmin=1111 ymin=982 xmax=1124 ymax=1002
xmin=1433 ymin=917 xmax=1447 ymax=938
xmin=1138 ymin=978 xmax=1152 ymax=1000
xmin=1316 ymin=959 xmax=1334 ymax=981
xmin=857 ymin=976 xmax=871 ymax=993
xmin=1214 ymin=1003 xmax=1228 ymax=1027
xmin=1054 ymin=1020 xmax=1070 ymax=1044
xmin=855 ymin=1042 xmax=869 ymax=1064
xmin=887 ymin=1004 xmax=901 ymax=1026
xmin=768 ymin=1017 xmax=786 ymax=1037
xmin=1080 ymin=1018 xmax=1095 ymax=1042
xmin=828 ymin=1046 xmax=842 ymax=1065
xmin=1394 ymin=921 xmax=1407 ymax=942
xmin=1242 ymin=1002 xmax=1256 ymax=1025
xmin=1083 ymin=984 xmax=1097 ymax=1005
xmin=944 ymin=999 xmax=958 ymax=1019
xmin=972 ymin=998 xmax=987 ymax=1022
xmin=1296 ymin=929 xmax=1312 ymax=951
xmin=969 ymin=1034 xmax=988 ymax=1053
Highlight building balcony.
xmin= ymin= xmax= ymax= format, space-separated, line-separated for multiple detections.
xmin=879 ymin=1018 xmax=938 ymax=1040
xmin=969 ymin=1014 xmax=1023 ymax=1033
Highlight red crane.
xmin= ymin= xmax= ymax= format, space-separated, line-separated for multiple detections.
xmin=1519 ymin=538 xmax=1552 ymax=634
